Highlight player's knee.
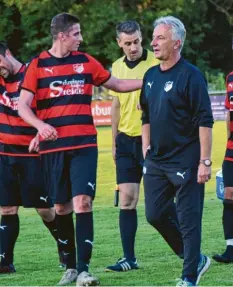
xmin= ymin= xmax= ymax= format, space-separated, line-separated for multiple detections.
xmin=55 ymin=202 xmax=73 ymax=215
xmin=73 ymin=195 xmax=92 ymax=213
xmin=120 ymin=191 xmax=138 ymax=209
xmin=0 ymin=206 xmax=18 ymax=215
xmin=120 ymin=198 xmax=137 ymax=209
xmin=36 ymin=207 xmax=55 ymax=221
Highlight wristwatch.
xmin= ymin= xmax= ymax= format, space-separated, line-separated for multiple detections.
xmin=199 ymin=159 xmax=212 ymax=167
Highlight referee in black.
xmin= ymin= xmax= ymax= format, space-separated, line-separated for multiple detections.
xmin=140 ymin=16 xmax=213 ymax=287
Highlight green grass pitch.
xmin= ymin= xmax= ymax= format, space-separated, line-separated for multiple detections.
xmin=0 ymin=122 xmax=231 ymax=286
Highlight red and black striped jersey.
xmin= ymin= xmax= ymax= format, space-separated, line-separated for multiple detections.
xmin=224 ymin=71 xmax=233 ymax=161
xmin=0 ymin=64 xmax=38 ymax=156
xmin=21 ymin=50 xmax=111 ymax=154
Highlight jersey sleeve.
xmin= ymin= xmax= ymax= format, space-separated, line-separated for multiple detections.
xmin=187 ymin=70 xmax=214 ymax=128
xmin=20 ymin=57 xmax=39 ymax=95
xmin=140 ymin=73 xmax=150 ymax=125
xmin=225 ymin=73 xmax=233 ymax=110
xmin=87 ymin=55 xmax=111 ymax=87
xmin=108 ymin=62 xmax=119 ymax=97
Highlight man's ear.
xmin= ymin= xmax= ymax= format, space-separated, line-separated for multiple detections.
xmin=5 ymin=49 xmax=12 ymax=57
xmin=174 ymin=40 xmax=181 ymax=50
xmin=139 ymin=31 xmax=142 ymax=43
xmin=57 ymin=32 xmax=65 ymax=41
xmin=117 ymin=37 xmax=122 ymax=48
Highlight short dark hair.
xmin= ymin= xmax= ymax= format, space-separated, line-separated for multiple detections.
xmin=0 ymin=42 xmax=8 ymax=56
xmin=50 ymin=13 xmax=79 ymax=40
xmin=116 ymin=20 xmax=141 ymax=38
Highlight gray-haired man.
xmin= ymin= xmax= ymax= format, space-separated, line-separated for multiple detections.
xmin=140 ymin=16 xmax=212 ymax=286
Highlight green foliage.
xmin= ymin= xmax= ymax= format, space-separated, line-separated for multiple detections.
xmin=206 ymin=71 xmax=226 ymax=91
xmin=4 ymin=0 xmax=77 ymax=61
xmin=71 ymin=0 xmax=127 ymax=65
xmin=0 ymin=1 xmax=22 ymax=56
xmin=0 ymin=0 xmax=232 ymax=88
xmin=0 ymin=3 xmax=15 ymax=40
xmin=70 ymin=0 xmax=213 ymax=69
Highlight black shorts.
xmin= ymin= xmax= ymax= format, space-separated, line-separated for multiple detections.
xmin=40 ymin=147 xmax=98 ymax=204
xmin=115 ymin=132 xmax=143 ymax=184
xmin=222 ymin=160 xmax=233 ymax=187
xmin=0 ymin=155 xmax=53 ymax=208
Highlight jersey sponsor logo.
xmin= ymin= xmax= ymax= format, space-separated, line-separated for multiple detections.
xmin=0 ymin=91 xmax=19 ymax=110
xmin=73 ymin=63 xmax=84 ymax=74
xmin=228 ymin=82 xmax=233 ymax=92
xmin=49 ymin=79 xmax=85 ymax=97
xmin=164 ymin=81 xmax=173 ymax=92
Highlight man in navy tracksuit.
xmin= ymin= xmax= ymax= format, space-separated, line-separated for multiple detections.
xmin=140 ymin=16 xmax=213 ymax=286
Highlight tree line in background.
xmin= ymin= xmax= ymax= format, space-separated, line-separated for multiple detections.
xmin=0 ymin=0 xmax=232 ymax=90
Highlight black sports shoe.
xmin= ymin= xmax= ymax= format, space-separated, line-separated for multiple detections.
xmin=59 ymin=251 xmax=68 ymax=268
xmin=105 ymin=257 xmax=139 ymax=272
xmin=0 ymin=263 xmax=16 ymax=274
xmin=213 ymin=246 xmax=233 ymax=264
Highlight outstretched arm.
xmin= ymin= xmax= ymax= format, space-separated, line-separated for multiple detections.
xmin=103 ymin=76 xmax=142 ymax=93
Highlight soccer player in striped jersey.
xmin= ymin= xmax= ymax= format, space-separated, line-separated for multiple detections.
xmin=213 ymin=71 xmax=233 ymax=263
xmin=105 ymin=20 xmax=160 ymax=272
xmin=18 ymin=13 xmax=142 ymax=287
xmin=0 ymin=42 xmax=66 ymax=273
